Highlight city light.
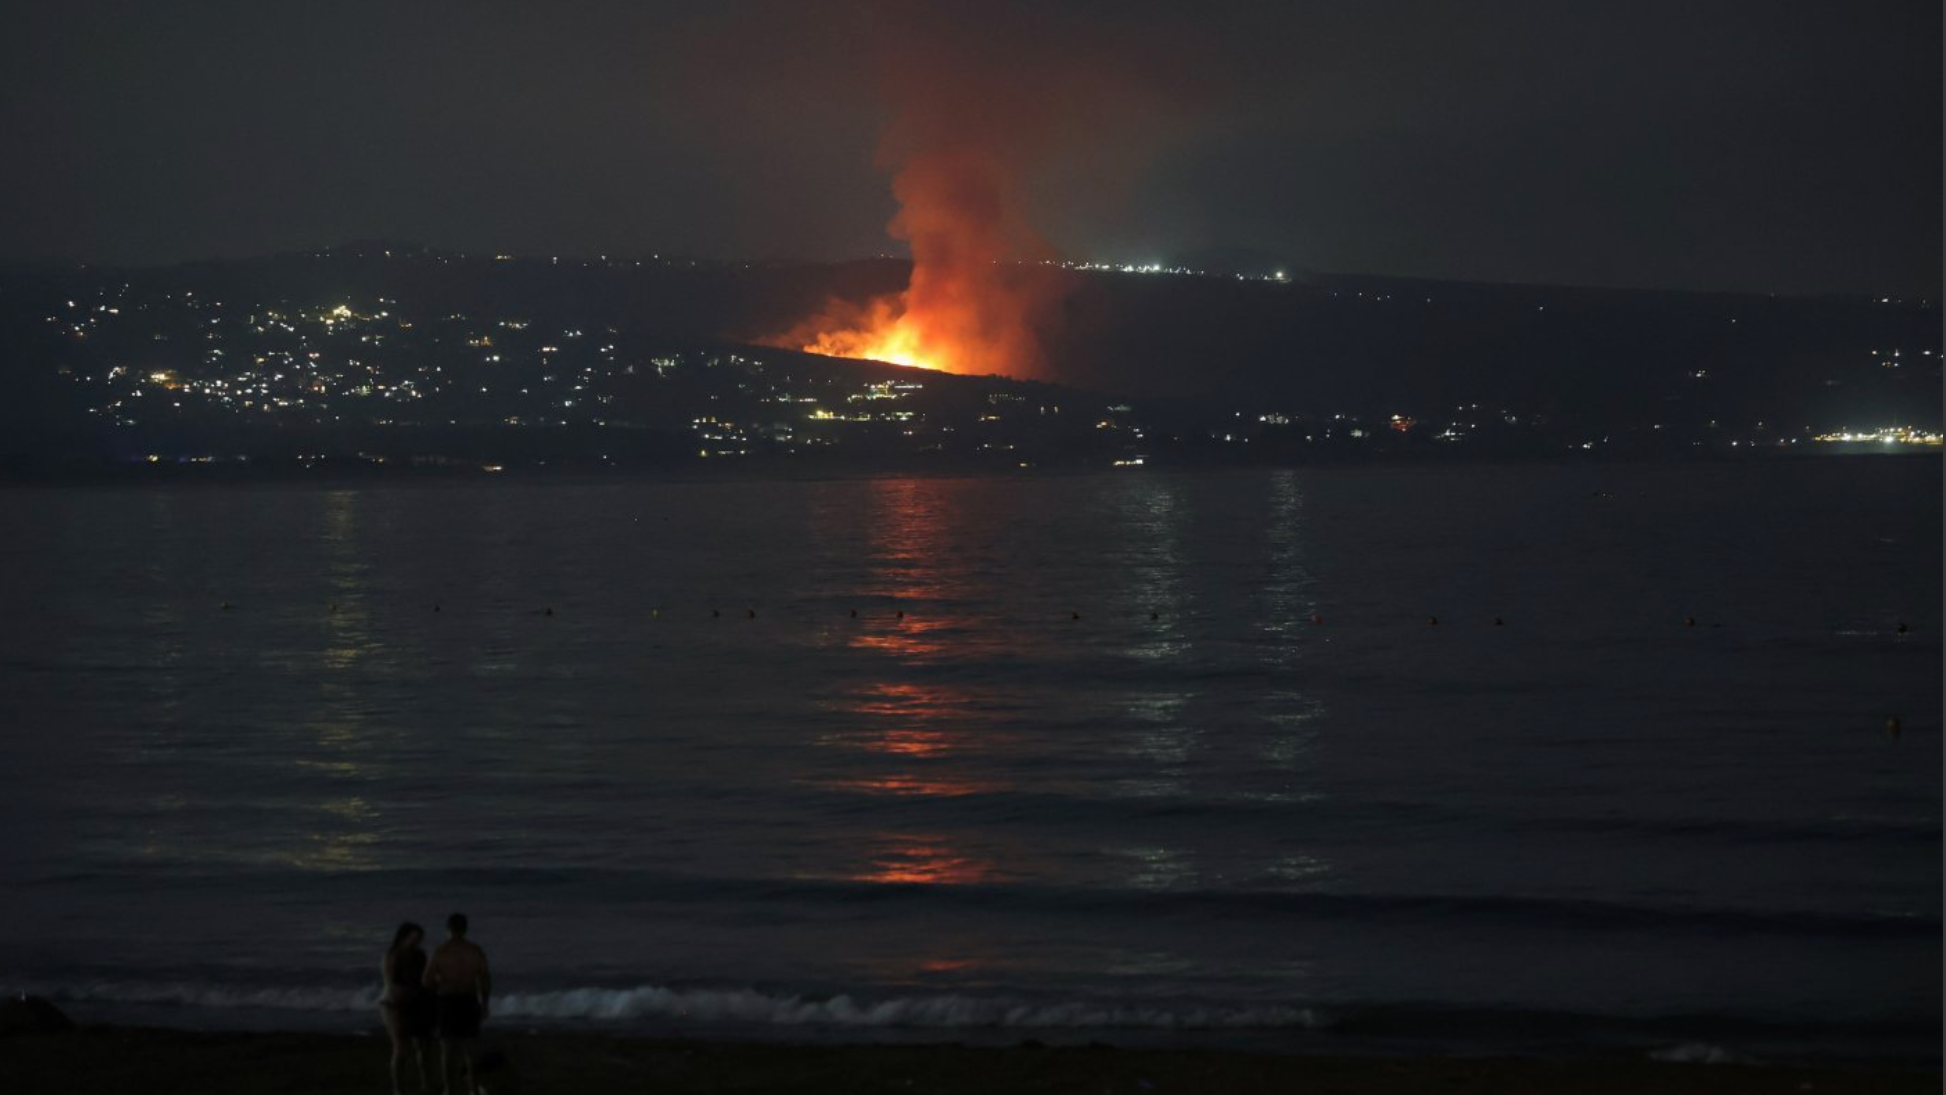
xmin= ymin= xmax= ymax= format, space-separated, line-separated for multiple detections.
xmin=1812 ymin=426 xmax=1943 ymax=446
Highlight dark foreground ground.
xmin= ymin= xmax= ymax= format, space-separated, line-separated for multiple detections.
xmin=0 ymin=1026 xmax=1937 ymax=1095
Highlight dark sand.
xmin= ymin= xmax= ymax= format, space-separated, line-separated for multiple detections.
xmin=0 ymin=1026 xmax=1936 ymax=1094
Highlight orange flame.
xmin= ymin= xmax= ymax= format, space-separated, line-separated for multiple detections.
xmin=798 ymin=295 xmax=940 ymax=373
xmin=783 ymin=149 xmax=1057 ymax=377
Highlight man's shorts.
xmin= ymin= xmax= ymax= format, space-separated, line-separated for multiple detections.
xmin=436 ymin=993 xmax=483 ymax=1040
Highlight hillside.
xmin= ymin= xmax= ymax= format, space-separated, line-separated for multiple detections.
xmin=0 ymin=245 xmax=1935 ymax=470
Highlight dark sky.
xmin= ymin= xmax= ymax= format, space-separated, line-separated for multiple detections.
xmin=1 ymin=0 xmax=1937 ymax=296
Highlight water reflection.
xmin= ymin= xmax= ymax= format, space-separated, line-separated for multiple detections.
xmin=817 ymin=773 xmax=1003 ymax=798
xmin=1267 ymin=853 xmax=1332 ymax=882
xmin=847 ymin=612 xmax=960 ymax=661
xmin=1108 ymin=688 xmax=1197 ymax=801
xmin=1104 ymin=476 xmax=1190 ymax=664
xmin=850 ymin=832 xmax=999 ymax=886
xmin=282 ymin=796 xmax=382 ymax=872
xmin=804 ymin=474 xmax=1337 ymax=901
xmin=812 ymin=480 xmax=1012 ymax=807
xmin=1111 ymin=845 xmax=1196 ymax=891
xmin=320 ymin=490 xmax=381 ymax=671
xmin=844 ymin=479 xmax=968 ymax=662
xmin=812 ymin=680 xmax=1005 ymax=796
xmin=1099 ymin=474 xmax=1333 ymax=890
xmin=292 ymin=490 xmax=383 ymax=872
xmin=858 ymin=478 xmax=954 ymax=601
xmin=1256 ymin=472 xmax=1326 ymax=781
xmin=1099 ymin=481 xmax=1196 ymax=804
xmin=1260 ymin=469 xmax=1318 ymax=638
xmin=820 ymin=681 xmax=966 ymax=757
xmin=1257 ymin=690 xmax=1325 ymax=773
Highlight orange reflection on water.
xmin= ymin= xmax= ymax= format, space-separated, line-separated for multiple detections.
xmin=815 ymin=678 xmax=1006 ymax=792
xmin=849 ymin=613 xmax=960 ymax=661
xmin=853 ymin=679 xmax=959 ymax=717
xmin=819 ymin=772 xmax=1001 ymax=798
xmin=875 ymin=729 xmax=952 ymax=757
xmin=815 ymin=480 xmax=1016 ymax=802
xmin=836 ymin=681 xmax=971 ymax=758
xmin=862 ymin=479 xmax=950 ymax=575
xmin=852 ymin=832 xmax=998 ymax=886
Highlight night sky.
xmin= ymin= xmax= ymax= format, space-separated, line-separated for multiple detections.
xmin=2 ymin=0 xmax=1937 ymax=296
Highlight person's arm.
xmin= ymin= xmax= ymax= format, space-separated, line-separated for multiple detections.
xmin=421 ymin=949 xmax=440 ymax=991
xmin=477 ymin=949 xmax=492 ymax=1009
xmin=381 ymin=952 xmax=395 ymax=992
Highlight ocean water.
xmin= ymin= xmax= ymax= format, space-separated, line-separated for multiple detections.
xmin=1 ymin=460 xmax=1938 ymax=1064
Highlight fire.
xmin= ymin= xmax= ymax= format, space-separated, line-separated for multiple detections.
xmin=792 ymin=282 xmax=1013 ymax=377
xmin=783 ymin=263 xmax=1044 ymax=379
xmin=782 ymin=150 xmax=1057 ymax=378
xmin=763 ymin=6 xmax=1195 ymax=379
xmin=799 ymin=296 xmax=942 ymax=373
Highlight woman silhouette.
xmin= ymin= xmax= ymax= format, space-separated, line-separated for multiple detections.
xmin=378 ymin=921 xmax=433 ymax=1095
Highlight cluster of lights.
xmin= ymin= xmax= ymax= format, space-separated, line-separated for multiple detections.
xmin=48 ymin=275 xmax=1108 ymax=462
xmin=1812 ymin=426 xmax=1943 ymax=446
xmin=1036 ymin=259 xmax=1290 ymax=283
xmin=49 ymin=259 xmax=1937 ymax=469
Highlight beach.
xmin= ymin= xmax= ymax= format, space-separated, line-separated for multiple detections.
xmin=2 ymin=1024 xmax=1937 ymax=1095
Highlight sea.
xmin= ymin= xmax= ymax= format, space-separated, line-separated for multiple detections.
xmin=1 ymin=458 xmax=1938 ymax=1066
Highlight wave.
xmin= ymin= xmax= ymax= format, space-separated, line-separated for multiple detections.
xmin=19 ymin=978 xmax=1322 ymax=1031
xmin=24 ymin=979 xmax=380 ymax=1013
xmin=1649 ymin=1042 xmax=1757 ymax=1065
xmin=491 ymin=986 xmax=1324 ymax=1030
xmin=19 ymin=978 xmax=1937 ymax=1064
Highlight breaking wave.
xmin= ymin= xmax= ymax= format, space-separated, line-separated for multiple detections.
xmin=491 ymin=985 xmax=1324 ymax=1029
xmin=20 ymin=978 xmax=1323 ymax=1031
xmin=1649 ymin=1042 xmax=1758 ymax=1065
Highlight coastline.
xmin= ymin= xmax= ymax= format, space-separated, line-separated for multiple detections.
xmin=1 ymin=1025 xmax=1937 ymax=1094
xmin=2 ymin=444 xmax=1932 ymax=489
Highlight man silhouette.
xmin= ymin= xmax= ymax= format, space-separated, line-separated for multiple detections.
xmin=423 ymin=912 xmax=492 ymax=1095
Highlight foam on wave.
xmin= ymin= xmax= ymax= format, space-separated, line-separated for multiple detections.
xmin=23 ymin=979 xmax=1324 ymax=1031
xmin=492 ymin=985 xmax=1324 ymax=1029
xmin=34 ymin=980 xmax=379 ymax=1013
xmin=1649 ymin=1042 xmax=1758 ymax=1065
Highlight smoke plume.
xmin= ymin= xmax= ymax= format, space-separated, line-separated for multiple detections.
xmin=769 ymin=5 xmax=1200 ymax=378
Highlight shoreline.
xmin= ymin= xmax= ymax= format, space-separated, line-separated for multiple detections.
xmin=2 ymin=1024 xmax=1937 ymax=1094
xmin=2 ymin=445 xmax=1934 ymax=489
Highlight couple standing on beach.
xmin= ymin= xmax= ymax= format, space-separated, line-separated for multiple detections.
xmin=380 ymin=912 xmax=492 ymax=1095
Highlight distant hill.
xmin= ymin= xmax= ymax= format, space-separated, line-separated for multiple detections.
xmin=0 ymin=246 xmax=1936 ymax=471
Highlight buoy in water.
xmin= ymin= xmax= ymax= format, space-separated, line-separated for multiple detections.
xmin=896 ymin=609 xmax=905 ymax=620
xmin=1072 ymin=611 xmax=1082 ymax=621
xmin=711 ymin=609 xmax=720 ymax=618
xmin=746 ymin=609 xmax=756 ymax=620
xmin=1895 ymin=621 xmax=1909 ymax=635
xmin=1886 ymin=714 xmax=1902 ymax=738
xmin=849 ymin=608 xmax=857 ymax=618
xmin=1493 ymin=616 xmax=1504 ymax=626
xmin=1150 ymin=611 xmax=1159 ymax=621
xmin=544 ymin=607 xmax=554 ymax=617
xmin=1426 ymin=615 xmax=1438 ymax=627
xmin=1684 ymin=616 xmax=1697 ymax=629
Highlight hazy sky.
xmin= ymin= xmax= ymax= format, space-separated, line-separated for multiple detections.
xmin=1 ymin=0 xmax=1937 ymax=295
